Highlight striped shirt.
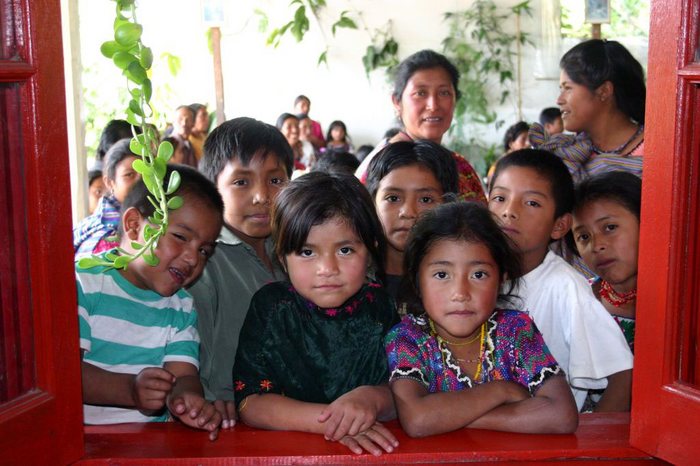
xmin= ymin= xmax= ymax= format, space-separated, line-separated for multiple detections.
xmin=77 ymin=264 xmax=200 ymax=424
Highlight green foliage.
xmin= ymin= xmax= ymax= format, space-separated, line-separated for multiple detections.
xmin=362 ymin=21 xmax=399 ymax=78
xmin=441 ymin=0 xmax=532 ymax=175
xmin=561 ymin=0 xmax=649 ymax=39
xmin=78 ymin=0 xmax=181 ymax=271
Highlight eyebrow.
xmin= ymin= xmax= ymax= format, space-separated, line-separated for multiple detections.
xmin=304 ymin=238 xmax=362 ymax=248
xmin=427 ymin=259 xmax=494 ymax=267
xmin=491 ymin=185 xmax=549 ymax=197
xmin=381 ymin=186 xmax=441 ymax=193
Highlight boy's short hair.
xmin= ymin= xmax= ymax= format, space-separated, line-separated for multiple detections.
xmin=97 ymin=119 xmax=140 ymax=162
xmin=490 ymin=148 xmax=574 ymax=218
xmin=365 ymin=140 xmax=459 ymax=199
xmin=121 ymin=164 xmax=224 ymax=231
xmin=88 ymin=169 xmax=103 ymax=187
xmin=104 ymin=138 xmax=138 ymax=181
xmin=539 ymin=107 xmax=562 ymax=126
xmin=574 ymin=171 xmax=642 ymax=220
xmin=199 ymin=117 xmax=294 ymax=183
xmin=272 ymin=171 xmax=386 ymax=278
xmin=312 ymin=151 xmax=360 ymax=176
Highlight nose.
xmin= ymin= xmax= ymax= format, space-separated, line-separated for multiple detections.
xmin=426 ymin=93 xmax=437 ymax=110
xmin=399 ymin=200 xmax=417 ymax=219
xmin=317 ymin=254 xmax=339 ymax=277
xmin=591 ymin=234 xmax=606 ymax=253
xmin=450 ymin=277 xmax=470 ymax=302
xmin=500 ymin=198 xmax=518 ymax=219
xmin=556 ymin=91 xmax=565 ymax=106
xmin=252 ymin=183 xmax=270 ymax=205
xmin=182 ymin=245 xmax=198 ymax=268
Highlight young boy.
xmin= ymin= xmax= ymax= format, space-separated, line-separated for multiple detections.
xmin=539 ymin=107 xmax=564 ymax=136
xmin=365 ymin=140 xmax=458 ymax=306
xmin=78 ymin=164 xmax=224 ymax=439
xmin=488 ymin=149 xmax=633 ymax=412
xmin=190 ymin=117 xmax=294 ymax=428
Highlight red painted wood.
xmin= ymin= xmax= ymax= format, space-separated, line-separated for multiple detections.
xmin=77 ymin=415 xmax=664 ymax=465
xmin=631 ymin=0 xmax=700 ymax=463
xmin=0 ymin=0 xmax=84 ymax=464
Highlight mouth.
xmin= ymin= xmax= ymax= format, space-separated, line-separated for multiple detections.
xmin=421 ymin=116 xmax=444 ymax=124
xmin=314 ymin=284 xmax=343 ymax=291
xmin=169 ymin=267 xmax=189 ymax=286
xmin=446 ymin=310 xmax=477 ymax=317
xmin=595 ymin=258 xmax=616 ymax=270
xmin=247 ymin=213 xmax=270 ymax=223
xmin=501 ymin=226 xmax=519 ymax=236
xmin=560 ymin=110 xmax=571 ymax=119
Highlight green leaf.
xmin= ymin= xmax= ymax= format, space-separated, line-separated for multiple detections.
xmin=157 ymin=140 xmax=174 ymax=161
xmin=113 ymin=255 xmax=131 ymax=269
xmin=126 ymin=61 xmax=147 ymax=84
xmin=141 ymin=172 xmax=157 ymax=193
xmin=130 ymin=241 xmax=144 ymax=250
xmin=128 ymin=99 xmax=143 ymax=117
xmin=166 ymin=170 xmax=181 ymax=195
xmin=142 ymin=78 xmax=153 ymax=102
xmin=140 ymin=46 xmax=153 ymax=69
xmin=317 ymin=50 xmax=328 ymax=67
xmin=167 ymin=195 xmax=183 ymax=210
xmin=332 ymin=15 xmax=357 ymax=36
xmin=153 ymin=157 xmax=166 ymax=180
xmin=112 ymin=51 xmax=136 ymax=70
xmin=143 ymin=253 xmax=160 ymax=266
xmin=125 ymin=109 xmax=140 ymax=127
xmin=132 ymin=158 xmax=151 ymax=175
xmin=77 ymin=257 xmax=106 ymax=269
xmin=254 ymin=8 xmax=269 ymax=32
xmin=129 ymin=138 xmax=144 ymax=155
xmin=115 ymin=22 xmax=142 ymax=47
xmin=100 ymin=40 xmax=126 ymax=59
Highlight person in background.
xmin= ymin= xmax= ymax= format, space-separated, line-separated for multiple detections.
xmin=486 ymin=121 xmax=531 ymax=185
xmin=78 ymin=164 xmax=223 ymax=440
xmin=355 ymin=144 xmax=375 ymax=163
xmin=189 ymin=103 xmax=210 ymax=162
xmin=539 ymin=107 xmax=564 ymax=136
xmin=169 ymin=105 xmax=197 ymax=167
xmin=294 ymin=94 xmax=325 ymax=150
xmin=92 ymin=119 xmax=139 ymax=171
xmin=324 ymin=120 xmax=355 ymax=154
xmin=312 ymin=150 xmax=360 ymax=176
xmin=276 ymin=112 xmax=315 ymax=170
xmin=355 ymin=50 xmax=485 ymax=203
xmin=87 ymin=169 xmax=105 ymax=215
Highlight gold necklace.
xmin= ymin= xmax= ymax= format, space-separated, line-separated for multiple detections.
xmin=429 ymin=319 xmax=483 ymax=346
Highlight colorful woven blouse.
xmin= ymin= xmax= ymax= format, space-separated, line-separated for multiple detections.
xmin=385 ymin=310 xmax=562 ymax=394
xmin=233 ymin=281 xmax=399 ymax=407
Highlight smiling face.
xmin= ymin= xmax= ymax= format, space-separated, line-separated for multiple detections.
xmin=173 ymin=107 xmax=194 ymax=139
xmin=488 ymin=166 xmax=570 ymax=274
xmin=393 ymin=67 xmax=456 ymax=144
xmin=508 ymin=131 xmax=531 ymax=152
xmin=280 ymin=117 xmax=300 ymax=146
xmin=285 ymin=216 xmax=369 ymax=309
xmin=573 ymin=199 xmax=640 ymax=293
xmin=419 ymin=239 xmax=500 ymax=343
xmin=557 ymin=70 xmax=603 ymax=134
xmin=375 ymin=164 xmax=444 ymax=256
xmin=106 ymin=155 xmax=140 ymax=203
xmin=216 ymin=153 xmax=289 ymax=244
xmin=120 ymin=195 xmax=222 ymax=297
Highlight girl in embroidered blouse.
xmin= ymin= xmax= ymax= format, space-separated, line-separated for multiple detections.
xmin=572 ymin=171 xmax=641 ymax=353
xmin=233 ymin=172 xmax=400 ymax=456
xmin=385 ymin=201 xmax=578 ymax=437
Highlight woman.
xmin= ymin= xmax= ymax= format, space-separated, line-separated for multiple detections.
xmin=276 ymin=112 xmax=315 ymax=170
xmin=355 ymin=49 xmax=485 ymax=203
xmin=188 ymin=103 xmax=210 ymax=161
xmin=530 ymin=39 xmax=645 ymax=182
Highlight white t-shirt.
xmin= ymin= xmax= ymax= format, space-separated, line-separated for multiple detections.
xmin=503 ymin=251 xmax=633 ymax=410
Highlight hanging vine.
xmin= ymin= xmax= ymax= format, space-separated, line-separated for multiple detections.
xmin=78 ymin=0 xmax=180 ymax=270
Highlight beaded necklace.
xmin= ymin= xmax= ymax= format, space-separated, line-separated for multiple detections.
xmin=429 ymin=318 xmax=486 ymax=381
xmin=599 ymin=279 xmax=636 ymax=307
xmin=591 ymin=124 xmax=644 ymax=155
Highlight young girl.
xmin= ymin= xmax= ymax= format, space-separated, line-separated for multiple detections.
xmin=233 ymin=172 xmax=400 ymax=456
xmin=385 ymin=202 xmax=578 ymax=437
xmin=325 ymin=120 xmax=354 ymax=154
xmin=276 ymin=112 xmax=315 ymax=170
xmin=572 ymin=171 xmax=641 ymax=352
xmin=74 ymin=138 xmax=141 ymax=259
xmin=365 ymin=140 xmax=458 ymax=307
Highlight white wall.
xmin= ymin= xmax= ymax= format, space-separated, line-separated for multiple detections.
xmin=77 ymin=0 xmax=648 ymax=153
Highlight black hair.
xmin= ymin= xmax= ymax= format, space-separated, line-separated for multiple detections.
xmin=275 ymin=112 xmax=299 ymax=130
xmin=383 ymin=127 xmax=401 ymax=140
xmin=539 ymin=107 xmax=562 ymax=126
xmin=272 ymin=171 xmax=386 ymax=279
xmin=365 ymin=140 xmax=459 ymax=199
xmin=560 ymin=39 xmax=646 ymax=124
xmin=199 ymin=117 xmax=294 ymax=182
xmin=189 ymin=103 xmax=206 ymax=114
xmin=104 ymin=138 xmax=138 ymax=181
xmin=96 ymin=119 xmax=140 ymax=162
xmin=88 ymin=169 xmax=103 ymax=187
xmin=503 ymin=121 xmax=530 ymax=152
xmin=312 ymin=151 xmax=360 ymax=176
xmin=175 ymin=105 xmax=195 ymax=119
xmin=392 ymin=49 xmax=462 ymax=102
xmin=121 ymin=164 xmax=224 ymax=231
xmin=355 ymin=144 xmax=374 ymax=162
xmin=326 ymin=120 xmax=349 ymax=143
xmin=403 ymin=202 xmax=522 ymax=315
xmin=489 ymin=149 xmax=574 ymax=218
xmin=294 ymin=95 xmax=310 ymax=106
xmin=574 ymin=171 xmax=642 ymax=220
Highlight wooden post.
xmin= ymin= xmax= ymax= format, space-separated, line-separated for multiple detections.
xmin=211 ymin=27 xmax=225 ymax=126
xmin=592 ymin=23 xmax=602 ymax=39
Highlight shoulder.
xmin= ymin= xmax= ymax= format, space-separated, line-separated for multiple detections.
xmin=386 ymin=314 xmax=428 ymax=344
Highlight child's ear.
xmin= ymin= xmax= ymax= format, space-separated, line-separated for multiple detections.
xmin=550 ymin=213 xmax=573 ymax=241
xmin=122 ymin=207 xmax=144 ymax=241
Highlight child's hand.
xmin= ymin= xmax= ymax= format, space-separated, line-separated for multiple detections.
xmin=338 ymin=422 xmax=399 ymax=456
xmin=213 ymin=399 xmax=237 ymax=429
xmin=318 ymin=388 xmax=378 ymax=441
xmin=168 ymin=392 xmax=222 ymax=441
xmin=132 ymin=367 xmax=176 ymax=414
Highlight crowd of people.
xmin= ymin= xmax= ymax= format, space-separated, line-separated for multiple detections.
xmin=74 ymin=38 xmax=644 ymax=454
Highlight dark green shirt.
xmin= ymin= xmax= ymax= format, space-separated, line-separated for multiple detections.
xmin=233 ymin=281 xmax=398 ymax=406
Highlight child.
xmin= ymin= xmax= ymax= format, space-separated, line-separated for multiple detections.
xmin=169 ymin=105 xmax=197 ymax=167
xmin=539 ymin=107 xmax=564 ymax=136
xmin=486 ymin=121 xmax=530 ymax=185
xmin=189 ymin=117 xmax=293 ymax=428
xmin=325 ymin=120 xmax=354 ymax=154
xmin=312 ymin=150 xmax=360 ymax=176
xmin=78 ymin=164 xmax=224 ymax=440
xmin=572 ymin=171 xmax=641 ymax=352
xmin=233 ymin=172 xmax=400 ymax=456
xmin=488 ymin=149 xmax=633 ymax=412
xmin=74 ymin=138 xmax=141 ymax=259
xmin=276 ymin=112 xmax=315 ymax=170
xmin=294 ymin=94 xmax=325 ymax=150
xmin=385 ymin=202 xmax=578 ymax=436
xmin=365 ymin=140 xmax=458 ymax=305
xmin=87 ymin=169 xmax=105 ymax=215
